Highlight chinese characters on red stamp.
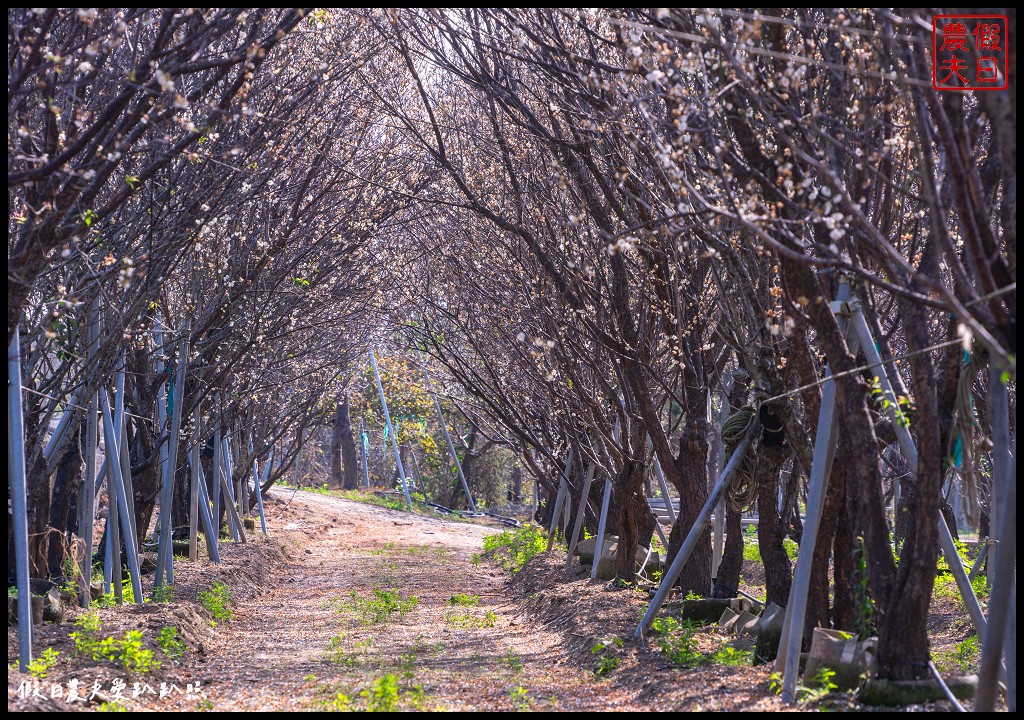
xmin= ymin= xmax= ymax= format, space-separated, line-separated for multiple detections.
xmin=933 ymin=15 xmax=1008 ymax=90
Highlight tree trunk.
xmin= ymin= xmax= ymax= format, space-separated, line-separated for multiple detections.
xmin=47 ymin=423 xmax=84 ymax=580
xmin=666 ymin=425 xmax=712 ymax=597
xmin=712 ymin=503 xmax=743 ymax=598
xmin=877 ymin=300 xmax=945 ymax=680
xmin=756 ymin=441 xmax=793 ymax=607
xmin=332 ymin=393 xmax=359 ymax=490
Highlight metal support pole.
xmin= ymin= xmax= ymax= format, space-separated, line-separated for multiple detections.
xmin=653 ymin=454 xmax=676 ymax=525
xmin=189 ymin=409 xmax=201 ymax=561
xmin=850 ymin=306 xmax=987 ymax=635
xmin=9 ymin=329 xmax=33 ymax=671
xmin=776 ymin=285 xmax=854 ymax=701
xmin=99 ymin=388 xmax=143 ymax=604
xmin=566 ymin=461 xmax=596 ymax=565
xmin=591 ymin=478 xmax=614 ymax=581
xmin=155 ymin=320 xmax=188 ymax=589
xmin=416 ymin=352 xmax=477 ymax=513
xmin=221 ymin=437 xmax=245 ymax=542
xmin=78 ymin=311 xmax=100 ymax=608
xmin=359 ymin=419 xmax=371 ymax=489
xmin=369 ymin=349 xmax=413 ymax=510
xmin=547 ymin=449 xmax=573 ymax=550
xmin=218 ymin=447 xmax=247 ymax=543
xmin=254 ymin=447 xmax=271 ymax=536
xmin=192 ymin=460 xmax=221 ymax=562
xmin=635 ymin=415 xmax=760 ymax=637
xmin=976 ymin=367 xmax=1015 ymax=711
xmin=213 ymin=406 xmax=222 ymax=540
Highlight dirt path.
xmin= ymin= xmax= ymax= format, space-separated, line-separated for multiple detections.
xmin=167 ymin=488 xmax=640 ymax=712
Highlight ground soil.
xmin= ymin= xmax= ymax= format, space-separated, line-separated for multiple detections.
xmin=8 ymin=487 xmax=990 ymax=712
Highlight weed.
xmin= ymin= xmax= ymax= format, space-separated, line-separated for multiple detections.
xmin=196 ymin=698 xmax=214 ymax=711
xmin=197 ymin=581 xmax=233 ymax=624
xmin=482 ymin=525 xmax=548 ymax=574
xmin=798 ymin=665 xmax=838 ymax=704
xmin=710 ymin=643 xmax=750 ymax=666
xmin=153 ymin=583 xmax=175 ymax=603
xmin=448 ymin=593 xmax=480 ymax=606
xmin=651 ymin=616 xmax=703 ymax=668
xmin=935 ymin=634 xmax=981 ymax=674
xmin=399 ymin=650 xmax=417 ymax=678
xmin=97 ymin=701 xmax=127 ymax=712
xmin=342 ymin=589 xmax=419 ymax=625
xmin=852 ymin=536 xmax=876 ymax=637
xmin=327 ymin=634 xmax=357 ymax=666
xmin=470 ymin=553 xmax=482 ymax=565
xmin=505 ymin=647 xmax=524 ymax=674
xmin=156 ymin=626 xmax=186 ymax=659
xmin=119 ymin=630 xmax=159 ymax=674
xmin=26 ymin=647 xmax=60 ymax=678
xmin=70 ymin=611 xmax=103 ymax=657
xmin=591 ymin=636 xmax=623 ymax=677
xmin=304 ymin=673 xmax=317 ymax=682
xmin=445 ymin=609 xmax=497 ymax=629
xmin=509 ymin=684 xmax=532 ymax=711
xmin=361 ymin=674 xmax=400 ymax=712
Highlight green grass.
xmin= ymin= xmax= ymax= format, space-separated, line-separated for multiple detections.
xmin=934 ymin=634 xmax=980 ymax=674
xmin=482 ymin=525 xmax=548 ymax=574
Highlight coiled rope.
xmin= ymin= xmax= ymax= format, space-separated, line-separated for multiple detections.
xmin=722 ymin=405 xmax=758 ymax=512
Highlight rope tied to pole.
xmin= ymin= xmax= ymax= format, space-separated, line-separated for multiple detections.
xmin=722 ymin=405 xmax=758 ymax=512
xmin=945 ymin=350 xmax=988 ymax=532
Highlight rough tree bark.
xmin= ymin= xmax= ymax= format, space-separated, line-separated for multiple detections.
xmin=331 ymin=393 xmax=359 ymax=490
xmin=755 ymin=440 xmax=793 ymax=607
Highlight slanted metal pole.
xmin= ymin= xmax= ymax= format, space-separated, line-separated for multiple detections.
xmin=192 ymin=460 xmax=221 ymax=562
xmin=113 ymin=360 xmax=138 ymax=562
xmin=776 ymin=283 xmax=853 ymax=702
xmin=254 ymin=447 xmax=271 ymax=536
xmin=566 ymin=461 xmax=596 ymax=565
xmin=99 ymin=388 xmax=143 ymax=604
xmin=653 ymin=454 xmax=676 ymax=526
xmin=591 ymin=478 xmax=613 ymax=581
xmin=43 ymin=386 xmax=83 ymax=467
xmin=155 ymin=320 xmax=188 ymax=589
xmin=78 ymin=310 xmax=100 ymax=608
xmin=547 ymin=449 xmax=573 ymax=551
xmin=635 ymin=415 xmax=760 ymax=637
xmin=776 ymin=353 xmax=845 ymax=700
xmin=189 ymin=409 xmax=201 ymax=561
xmin=9 ymin=328 xmax=34 ymax=671
xmin=416 ymin=352 xmax=477 ymax=513
xmin=369 ymin=349 xmax=413 ymax=510
xmin=359 ymin=419 xmax=371 ymax=488
xmin=850 ymin=305 xmax=988 ymax=636
xmin=221 ymin=437 xmax=245 ymax=542
xmin=212 ymin=406 xmax=222 ymax=540
xmin=976 ymin=367 xmax=1015 ymax=712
